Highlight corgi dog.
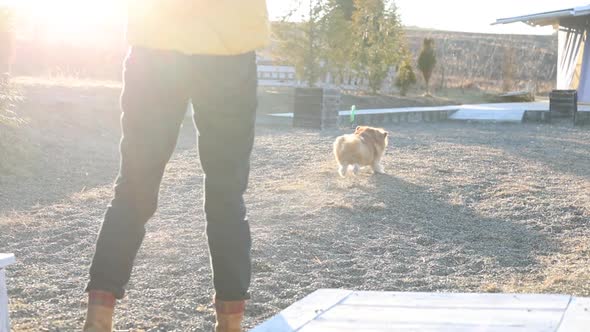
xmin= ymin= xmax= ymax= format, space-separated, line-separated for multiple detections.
xmin=333 ymin=126 xmax=389 ymax=177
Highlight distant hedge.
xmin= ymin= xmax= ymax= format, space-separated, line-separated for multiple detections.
xmin=1 ymin=6 xmax=28 ymax=174
xmin=1 ymin=6 xmax=19 ymax=126
xmin=0 ymin=6 xmax=15 ymax=73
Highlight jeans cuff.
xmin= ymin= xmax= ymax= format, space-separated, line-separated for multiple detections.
xmin=85 ymin=281 xmax=125 ymax=300
xmin=214 ymin=291 xmax=251 ymax=302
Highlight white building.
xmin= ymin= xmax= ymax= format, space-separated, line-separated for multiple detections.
xmin=495 ymin=5 xmax=590 ymax=102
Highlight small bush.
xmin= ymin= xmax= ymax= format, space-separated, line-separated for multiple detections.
xmin=0 ymin=5 xmax=18 ymax=126
xmin=0 ymin=74 xmax=28 ymax=174
xmin=0 ymin=6 xmax=15 ymax=73
xmin=395 ymin=59 xmax=417 ymax=96
xmin=0 ymin=74 xmax=22 ymax=126
xmin=1 ymin=7 xmax=28 ymax=174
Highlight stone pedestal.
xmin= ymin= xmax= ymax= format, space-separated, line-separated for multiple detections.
xmin=321 ymin=88 xmax=341 ymax=130
xmin=293 ymin=87 xmax=341 ymax=130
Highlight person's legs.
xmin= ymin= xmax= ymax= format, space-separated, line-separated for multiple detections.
xmin=190 ymin=52 xmax=258 ymax=331
xmin=84 ymin=47 xmax=191 ymax=331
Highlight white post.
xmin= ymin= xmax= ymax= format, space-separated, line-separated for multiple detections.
xmin=0 ymin=254 xmax=16 ymax=332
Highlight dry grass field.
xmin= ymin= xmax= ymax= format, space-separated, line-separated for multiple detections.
xmin=0 ymin=79 xmax=588 ymax=331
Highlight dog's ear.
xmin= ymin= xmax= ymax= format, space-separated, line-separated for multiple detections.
xmin=355 ymin=126 xmax=362 ymax=133
xmin=383 ymin=131 xmax=388 ymax=137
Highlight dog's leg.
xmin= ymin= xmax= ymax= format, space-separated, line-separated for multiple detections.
xmin=372 ymin=160 xmax=385 ymax=174
xmin=352 ymin=164 xmax=360 ymax=176
xmin=338 ymin=163 xmax=348 ymax=177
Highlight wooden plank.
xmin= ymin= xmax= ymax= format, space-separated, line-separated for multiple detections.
xmin=557 ymin=297 xmax=590 ymax=332
xmin=0 ymin=269 xmax=10 ymax=332
xmin=269 ymin=103 xmax=565 ymax=120
xmin=0 ymin=255 xmax=15 ymax=269
xmin=449 ymin=108 xmax=526 ymax=122
xmin=300 ymin=322 xmax=536 ymax=332
xmin=0 ymin=254 xmax=14 ymax=332
xmin=300 ymin=320 xmax=541 ymax=332
xmin=300 ymin=304 xmax=564 ymax=332
xmin=252 ymin=290 xmax=590 ymax=331
xmin=251 ymin=289 xmax=353 ymax=332
xmin=341 ymin=291 xmax=571 ymax=310
xmin=339 ymin=106 xmax=459 ymax=116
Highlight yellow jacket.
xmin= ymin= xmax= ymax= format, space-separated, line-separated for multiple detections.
xmin=127 ymin=0 xmax=270 ymax=55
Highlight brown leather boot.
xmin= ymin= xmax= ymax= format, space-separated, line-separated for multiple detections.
xmin=214 ymin=299 xmax=246 ymax=332
xmin=83 ymin=290 xmax=115 ymax=332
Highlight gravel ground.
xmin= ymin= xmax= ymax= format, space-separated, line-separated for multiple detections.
xmin=1 ymin=81 xmax=589 ymax=331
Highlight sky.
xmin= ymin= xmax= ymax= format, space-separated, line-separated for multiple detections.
xmin=268 ymin=0 xmax=590 ymax=35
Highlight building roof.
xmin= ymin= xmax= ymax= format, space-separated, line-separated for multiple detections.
xmin=494 ymin=5 xmax=590 ymax=29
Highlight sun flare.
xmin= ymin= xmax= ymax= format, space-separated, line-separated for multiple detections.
xmin=15 ymin=0 xmax=126 ymax=44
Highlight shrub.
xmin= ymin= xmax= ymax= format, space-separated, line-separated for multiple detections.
xmin=0 ymin=6 xmax=15 ymax=73
xmin=1 ymin=6 xmax=28 ymax=174
xmin=395 ymin=59 xmax=417 ymax=96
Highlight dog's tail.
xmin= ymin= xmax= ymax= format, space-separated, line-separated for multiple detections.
xmin=333 ymin=136 xmax=346 ymax=163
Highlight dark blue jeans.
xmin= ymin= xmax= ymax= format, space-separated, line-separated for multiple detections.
xmin=86 ymin=47 xmax=257 ymax=301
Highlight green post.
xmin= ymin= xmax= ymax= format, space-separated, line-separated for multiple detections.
xmin=350 ymin=105 xmax=356 ymax=127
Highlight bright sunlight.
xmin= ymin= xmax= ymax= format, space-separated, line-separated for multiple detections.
xmin=14 ymin=0 xmax=125 ymax=44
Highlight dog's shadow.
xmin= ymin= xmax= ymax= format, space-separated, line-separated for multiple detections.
xmin=323 ymin=169 xmax=554 ymax=272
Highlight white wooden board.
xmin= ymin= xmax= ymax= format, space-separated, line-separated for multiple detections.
xmin=301 ymin=303 xmax=563 ymax=332
xmin=449 ymin=106 xmax=526 ymax=122
xmin=252 ymin=289 xmax=589 ymax=332
xmin=252 ymin=289 xmax=352 ymax=332
xmin=0 ymin=254 xmax=15 ymax=332
xmin=341 ymin=291 xmax=571 ymax=310
xmin=557 ymin=297 xmax=590 ymax=332
xmin=269 ymin=105 xmax=458 ymax=119
xmin=0 ymin=270 xmax=9 ymax=332
xmin=0 ymin=255 xmax=15 ymax=269
xmin=338 ymin=105 xmax=459 ymax=116
xmin=269 ymin=102 xmax=557 ymax=122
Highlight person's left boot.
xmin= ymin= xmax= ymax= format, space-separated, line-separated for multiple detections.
xmin=214 ymin=299 xmax=246 ymax=332
xmin=83 ymin=290 xmax=116 ymax=332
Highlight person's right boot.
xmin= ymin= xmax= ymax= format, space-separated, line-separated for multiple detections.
xmin=83 ymin=290 xmax=115 ymax=332
xmin=214 ymin=299 xmax=246 ymax=332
